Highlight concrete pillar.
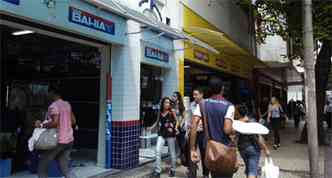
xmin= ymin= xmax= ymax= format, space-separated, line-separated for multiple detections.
xmin=111 ymin=20 xmax=141 ymax=169
xmin=97 ymin=46 xmax=111 ymax=168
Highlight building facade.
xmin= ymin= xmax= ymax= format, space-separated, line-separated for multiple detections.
xmin=177 ymin=1 xmax=263 ymax=105
xmin=0 ymin=0 xmax=184 ymax=174
xmin=1 ymin=0 xmax=302 ymax=175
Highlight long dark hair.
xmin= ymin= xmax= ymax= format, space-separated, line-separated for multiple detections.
xmin=173 ymin=91 xmax=185 ymax=117
xmin=160 ymin=97 xmax=172 ymax=112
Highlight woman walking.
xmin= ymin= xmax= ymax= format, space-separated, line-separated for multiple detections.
xmin=171 ymin=92 xmax=187 ymax=164
xmin=237 ymin=104 xmax=270 ymax=178
xmin=150 ymin=97 xmax=177 ymax=178
xmin=171 ymin=91 xmax=185 ymax=128
xmin=267 ymin=97 xmax=287 ymax=150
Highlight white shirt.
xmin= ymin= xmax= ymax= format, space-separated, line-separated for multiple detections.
xmin=193 ymin=103 xmax=235 ymax=121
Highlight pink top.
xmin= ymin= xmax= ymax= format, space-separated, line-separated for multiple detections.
xmin=48 ymin=99 xmax=74 ymax=144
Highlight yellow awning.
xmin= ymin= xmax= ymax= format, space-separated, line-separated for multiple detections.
xmin=184 ymin=26 xmax=266 ymax=68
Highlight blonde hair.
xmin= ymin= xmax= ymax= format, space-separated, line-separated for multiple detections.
xmin=271 ymin=97 xmax=280 ymax=106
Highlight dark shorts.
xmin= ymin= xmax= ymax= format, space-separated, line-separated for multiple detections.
xmin=240 ymin=146 xmax=261 ymax=176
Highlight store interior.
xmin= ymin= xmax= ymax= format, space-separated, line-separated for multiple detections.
xmin=0 ymin=25 xmax=102 ymax=175
xmin=139 ymin=64 xmax=168 ymax=164
xmin=184 ymin=61 xmax=236 ymax=102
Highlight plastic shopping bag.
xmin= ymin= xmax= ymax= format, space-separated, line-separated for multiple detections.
xmin=262 ymin=157 xmax=279 ymax=178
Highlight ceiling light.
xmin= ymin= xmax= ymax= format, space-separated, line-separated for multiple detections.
xmin=12 ymin=30 xmax=34 ymax=36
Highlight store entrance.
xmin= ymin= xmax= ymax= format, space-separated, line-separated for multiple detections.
xmin=184 ymin=61 xmax=234 ymax=102
xmin=139 ymin=64 xmax=168 ymax=164
xmin=0 ymin=25 xmax=103 ymax=173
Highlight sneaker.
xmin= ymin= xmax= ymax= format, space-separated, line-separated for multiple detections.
xmin=151 ymin=171 xmax=160 ymax=178
xmin=169 ymin=170 xmax=176 ymax=177
xmin=277 ymin=144 xmax=281 ymax=148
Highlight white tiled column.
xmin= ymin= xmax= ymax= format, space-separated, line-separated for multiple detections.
xmin=111 ymin=20 xmax=141 ymax=169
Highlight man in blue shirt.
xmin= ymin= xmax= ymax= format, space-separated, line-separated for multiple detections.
xmin=190 ymin=77 xmax=235 ymax=178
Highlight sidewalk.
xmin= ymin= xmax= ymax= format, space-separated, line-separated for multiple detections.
xmin=100 ymin=121 xmax=325 ymax=178
xmin=325 ymin=129 xmax=332 ymax=178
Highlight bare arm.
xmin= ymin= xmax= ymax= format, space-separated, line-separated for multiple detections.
xmin=224 ymin=105 xmax=235 ymax=135
xmin=190 ymin=115 xmax=201 ymax=163
xmin=190 ymin=116 xmax=200 ymax=151
xmin=71 ymin=112 xmax=76 ymax=126
xmin=258 ymin=135 xmax=270 ymax=156
xmin=267 ymin=111 xmax=271 ymax=122
xmin=224 ymin=118 xmax=233 ymax=135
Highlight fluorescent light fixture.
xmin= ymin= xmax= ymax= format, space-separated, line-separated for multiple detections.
xmin=12 ymin=30 xmax=34 ymax=36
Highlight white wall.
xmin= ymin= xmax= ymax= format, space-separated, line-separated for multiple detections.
xmin=118 ymin=0 xmax=182 ymax=29
xmin=181 ymin=0 xmax=254 ymax=53
xmin=112 ymin=20 xmax=141 ymax=121
xmin=112 ymin=0 xmax=183 ymax=103
xmin=258 ymin=35 xmax=288 ymax=62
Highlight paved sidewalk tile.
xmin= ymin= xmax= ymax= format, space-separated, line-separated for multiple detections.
xmin=106 ymin=121 xmax=325 ymax=178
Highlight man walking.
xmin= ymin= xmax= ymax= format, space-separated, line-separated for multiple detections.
xmin=190 ymin=78 xmax=235 ymax=178
xmin=38 ymin=85 xmax=76 ymax=178
xmin=186 ymin=88 xmax=209 ymax=178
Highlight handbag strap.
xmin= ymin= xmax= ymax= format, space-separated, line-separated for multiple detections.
xmin=199 ymin=100 xmax=210 ymax=140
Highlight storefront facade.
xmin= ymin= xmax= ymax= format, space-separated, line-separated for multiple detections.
xmin=180 ymin=5 xmax=261 ymax=105
xmin=138 ymin=29 xmax=178 ymax=164
xmin=0 ymin=0 xmax=128 ymax=173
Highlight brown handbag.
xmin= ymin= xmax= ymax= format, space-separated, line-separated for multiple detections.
xmin=199 ymin=101 xmax=237 ymax=176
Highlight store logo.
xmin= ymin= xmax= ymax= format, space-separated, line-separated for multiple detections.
xmin=145 ymin=47 xmax=169 ymax=63
xmin=194 ymin=50 xmax=209 ymax=62
xmin=2 ymin=0 xmax=20 ymax=5
xmin=69 ymin=7 xmax=115 ymax=35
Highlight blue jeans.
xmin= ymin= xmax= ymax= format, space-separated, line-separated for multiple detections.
xmin=154 ymin=136 xmax=176 ymax=173
xmin=240 ymin=146 xmax=261 ymax=177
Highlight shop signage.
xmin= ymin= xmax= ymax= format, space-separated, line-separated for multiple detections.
xmin=194 ymin=50 xmax=209 ymax=62
xmin=2 ymin=0 xmax=19 ymax=5
xmin=145 ymin=46 xmax=169 ymax=63
xmin=69 ymin=7 xmax=115 ymax=35
xmin=215 ymin=58 xmax=228 ymax=69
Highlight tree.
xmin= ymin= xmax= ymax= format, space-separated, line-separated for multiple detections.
xmin=238 ymin=0 xmax=332 ymax=144
xmin=302 ymin=0 xmax=320 ymax=176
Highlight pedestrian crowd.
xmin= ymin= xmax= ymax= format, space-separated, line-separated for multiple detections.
xmin=149 ymin=77 xmax=290 ymax=178
xmin=25 ymin=79 xmax=304 ymax=178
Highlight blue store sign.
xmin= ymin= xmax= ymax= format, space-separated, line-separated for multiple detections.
xmin=69 ymin=6 xmax=115 ymax=35
xmin=145 ymin=46 xmax=169 ymax=63
xmin=2 ymin=0 xmax=20 ymax=5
